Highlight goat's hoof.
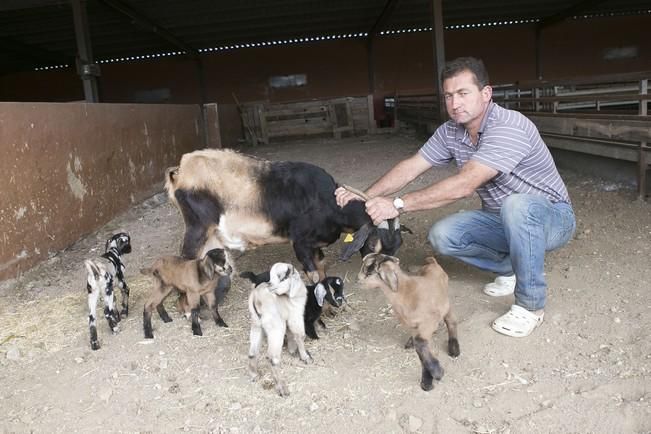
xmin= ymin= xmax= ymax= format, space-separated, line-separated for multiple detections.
xmin=216 ymin=319 xmax=228 ymax=327
xmin=192 ymin=329 xmax=203 ymax=336
xmin=276 ymin=383 xmax=290 ymax=397
xmin=404 ymin=337 xmax=414 ymax=349
xmin=431 ymin=364 xmax=444 ymax=381
xmin=448 ymin=338 xmax=460 ymax=358
xmin=420 ymin=380 xmax=434 ymax=391
xmin=121 ymin=309 xmax=129 ymax=317
xmin=302 ymin=355 xmax=314 ymax=365
xmin=111 ymin=327 xmax=120 ymax=335
xmin=91 ymin=341 xmax=100 ymax=350
xmin=162 ymin=317 xmax=173 ymax=323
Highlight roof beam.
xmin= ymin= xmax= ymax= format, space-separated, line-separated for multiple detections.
xmin=98 ymin=0 xmax=198 ymax=57
xmin=367 ymin=0 xmax=401 ymax=39
xmin=538 ymin=0 xmax=609 ymax=29
xmin=0 ymin=36 xmax=72 ymax=66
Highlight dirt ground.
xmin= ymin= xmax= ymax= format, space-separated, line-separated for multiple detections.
xmin=1 ymin=134 xmax=650 ymax=434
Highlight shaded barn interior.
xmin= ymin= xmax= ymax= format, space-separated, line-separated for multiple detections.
xmin=0 ymin=0 xmax=650 ymax=281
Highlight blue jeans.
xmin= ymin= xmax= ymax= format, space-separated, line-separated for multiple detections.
xmin=428 ymin=194 xmax=576 ymax=311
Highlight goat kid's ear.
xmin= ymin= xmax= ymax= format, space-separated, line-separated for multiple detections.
xmin=314 ymin=283 xmax=327 ymax=307
xmin=379 ymin=267 xmax=399 ymax=292
xmin=339 ymin=224 xmax=372 ymax=261
xmin=200 ymin=256 xmax=216 ymax=280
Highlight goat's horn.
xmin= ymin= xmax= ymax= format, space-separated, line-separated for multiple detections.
xmin=342 ymin=184 xmax=370 ymax=201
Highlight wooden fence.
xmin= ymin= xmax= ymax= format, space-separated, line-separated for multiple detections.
xmin=239 ymin=96 xmax=373 ymax=145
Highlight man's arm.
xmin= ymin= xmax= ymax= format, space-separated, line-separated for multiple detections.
xmin=365 ymin=160 xmax=498 ymax=224
xmin=335 ymin=153 xmax=432 ymax=207
xmin=366 ymin=153 xmax=433 ymax=197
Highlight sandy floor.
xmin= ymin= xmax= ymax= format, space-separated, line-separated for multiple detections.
xmin=1 ymin=134 xmax=650 ymax=433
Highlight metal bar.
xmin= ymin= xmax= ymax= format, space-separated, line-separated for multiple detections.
xmin=640 ymin=79 xmax=648 ymax=116
xmin=195 ymin=58 xmax=208 ymax=147
xmin=535 ymin=26 xmax=542 ymax=80
xmin=367 ymin=38 xmax=375 ymax=96
xmin=366 ymin=0 xmax=400 ymax=110
xmin=639 ymin=141 xmax=648 ymax=200
xmin=70 ymin=0 xmax=99 ymax=103
xmin=367 ymin=0 xmax=401 ymax=39
xmin=538 ymin=0 xmax=609 ymax=30
xmin=98 ymin=0 xmax=198 ymax=57
xmin=431 ymin=0 xmax=446 ymax=123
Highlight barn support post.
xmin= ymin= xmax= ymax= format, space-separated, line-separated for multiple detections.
xmin=638 ymin=78 xmax=648 ymax=200
xmin=366 ymin=40 xmax=377 ymax=133
xmin=366 ymin=0 xmax=400 ymax=132
xmin=535 ymin=26 xmax=543 ymax=80
xmin=70 ymin=0 xmax=100 ymax=102
xmin=430 ymin=0 xmax=446 ymax=124
xmin=195 ymin=57 xmax=209 ymax=147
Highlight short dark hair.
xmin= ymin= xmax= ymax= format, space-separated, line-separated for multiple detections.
xmin=440 ymin=57 xmax=490 ymax=89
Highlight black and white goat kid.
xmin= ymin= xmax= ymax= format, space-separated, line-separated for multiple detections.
xmin=241 ymin=270 xmax=344 ymax=340
xmin=84 ymin=232 xmax=132 ymax=350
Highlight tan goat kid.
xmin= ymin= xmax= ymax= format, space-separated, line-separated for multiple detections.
xmin=358 ymin=253 xmax=460 ymax=391
xmin=141 ymin=248 xmax=232 ymax=338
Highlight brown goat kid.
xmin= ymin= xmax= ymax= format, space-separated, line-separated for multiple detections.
xmin=358 ymin=254 xmax=460 ymax=391
xmin=141 ymin=248 xmax=232 ymax=338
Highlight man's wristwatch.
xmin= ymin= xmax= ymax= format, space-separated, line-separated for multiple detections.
xmin=393 ymin=197 xmax=405 ymax=213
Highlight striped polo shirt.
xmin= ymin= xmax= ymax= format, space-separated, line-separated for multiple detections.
xmin=419 ymin=102 xmax=571 ymax=213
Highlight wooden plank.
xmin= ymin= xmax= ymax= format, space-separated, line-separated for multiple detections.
xmin=542 ymin=133 xmax=651 ymax=162
xmin=529 ymin=115 xmax=651 ymax=142
xmin=265 ymin=106 xmax=328 ymax=117
xmin=267 ymin=117 xmax=331 ymax=127
xmin=267 ymin=126 xmax=333 ymax=137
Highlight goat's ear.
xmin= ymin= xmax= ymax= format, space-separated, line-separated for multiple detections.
xmin=339 ymin=224 xmax=372 ymax=261
xmin=314 ymin=283 xmax=327 ymax=307
xmin=372 ymin=238 xmax=382 ymax=253
xmin=379 ymin=266 xmax=399 ymax=292
xmin=199 ymin=256 xmax=215 ymax=280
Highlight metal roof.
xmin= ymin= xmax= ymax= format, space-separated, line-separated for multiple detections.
xmin=0 ymin=0 xmax=649 ymax=76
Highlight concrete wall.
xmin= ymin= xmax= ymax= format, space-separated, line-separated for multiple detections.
xmin=0 ymin=102 xmax=204 ymax=280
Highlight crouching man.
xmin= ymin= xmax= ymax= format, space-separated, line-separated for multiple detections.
xmin=336 ymin=56 xmax=576 ymax=337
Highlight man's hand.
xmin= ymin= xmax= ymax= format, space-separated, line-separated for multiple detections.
xmin=335 ymin=186 xmax=364 ymax=208
xmin=365 ymin=197 xmax=399 ymax=225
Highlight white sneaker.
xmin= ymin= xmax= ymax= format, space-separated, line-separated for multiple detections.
xmin=483 ymin=274 xmax=516 ymax=297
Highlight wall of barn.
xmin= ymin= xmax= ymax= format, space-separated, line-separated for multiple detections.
xmin=0 ymin=102 xmax=204 ymax=281
xmin=0 ymin=15 xmax=648 ymax=106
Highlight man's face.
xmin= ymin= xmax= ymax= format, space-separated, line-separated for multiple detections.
xmin=443 ymin=70 xmax=492 ymax=126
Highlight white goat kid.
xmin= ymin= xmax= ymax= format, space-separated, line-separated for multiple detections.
xmin=84 ymin=232 xmax=132 ymax=350
xmin=247 ymin=262 xmax=312 ymax=397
